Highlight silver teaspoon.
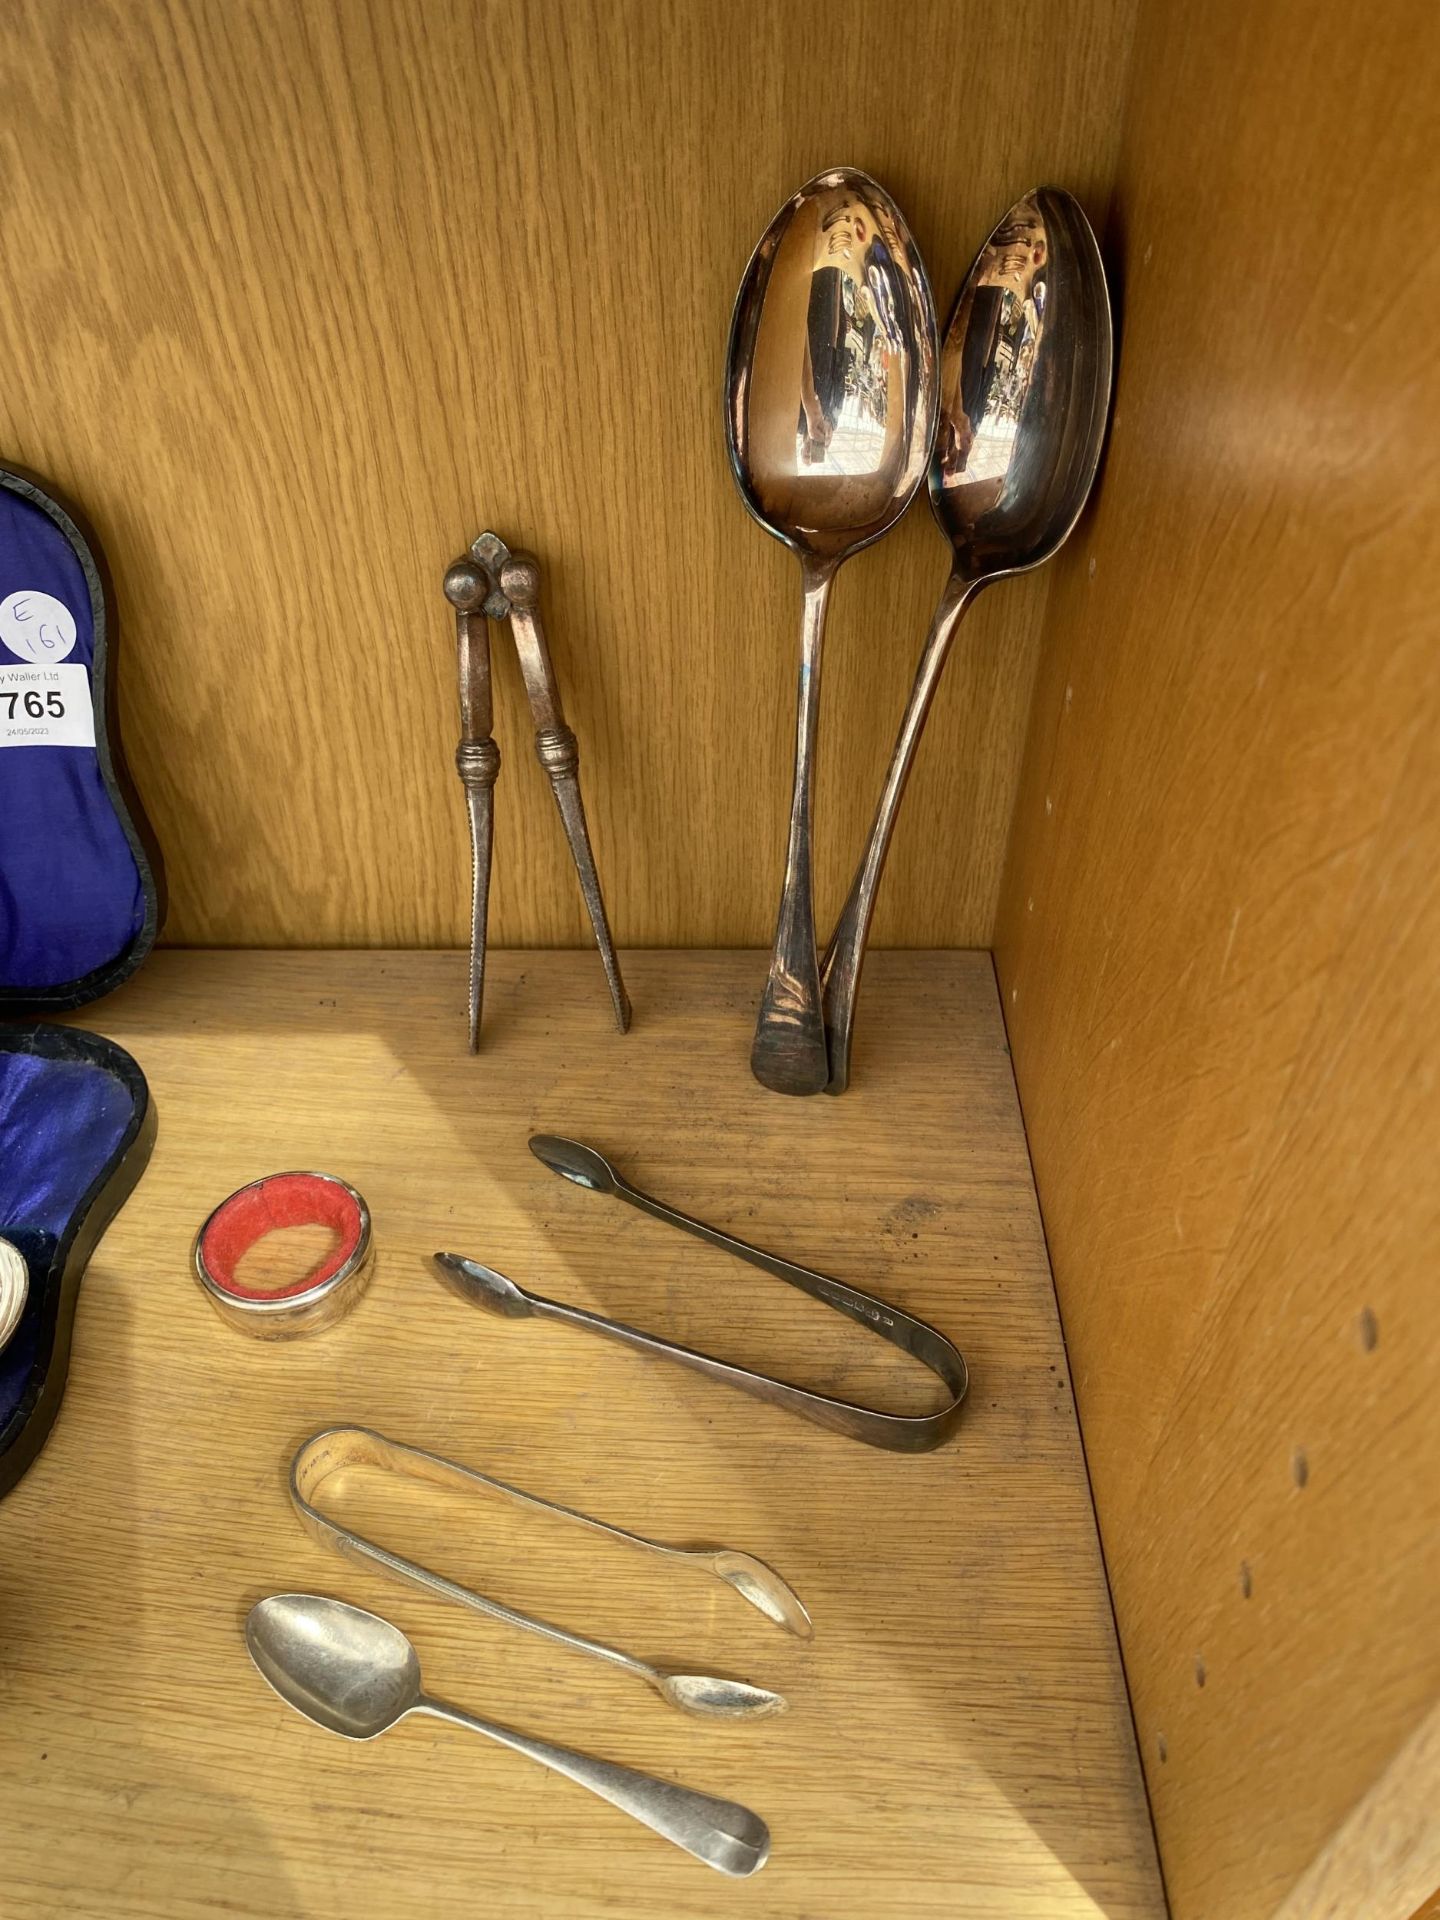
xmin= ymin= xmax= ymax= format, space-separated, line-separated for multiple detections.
xmin=726 ymin=167 xmax=938 ymax=1095
xmin=245 ymin=1594 xmax=771 ymax=1877
xmin=820 ymin=186 xmax=1114 ymax=1092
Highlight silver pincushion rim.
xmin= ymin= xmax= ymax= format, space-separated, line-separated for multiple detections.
xmin=0 ymin=1235 xmax=29 ymax=1355
xmin=191 ymin=1172 xmax=374 ymax=1339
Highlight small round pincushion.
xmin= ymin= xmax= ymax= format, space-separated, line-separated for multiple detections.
xmin=193 ymin=1171 xmax=373 ymax=1339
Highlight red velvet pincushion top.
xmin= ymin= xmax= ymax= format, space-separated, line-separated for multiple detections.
xmin=197 ymin=1172 xmax=364 ymax=1301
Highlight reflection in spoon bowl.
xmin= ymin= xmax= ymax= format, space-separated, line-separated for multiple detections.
xmin=930 ymin=190 xmax=1111 ymax=574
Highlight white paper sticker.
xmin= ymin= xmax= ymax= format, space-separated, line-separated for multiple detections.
xmin=0 ymin=663 xmax=96 ymax=748
xmin=0 ymin=589 xmax=78 ymax=663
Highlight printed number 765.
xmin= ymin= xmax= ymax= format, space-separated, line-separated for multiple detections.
xmin=1 ymin=690 xmax=64 ymax=720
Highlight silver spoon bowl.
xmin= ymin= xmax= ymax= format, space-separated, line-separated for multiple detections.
xmin=726 ymin=167 xmax=938 ymax=1095
xmin=246 ymin=1594 xmax=771 ymax=1876
xmin=820 ymin=186 xmax=1114 ymax=1091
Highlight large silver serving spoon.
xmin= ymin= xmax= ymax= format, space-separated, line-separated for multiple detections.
xmin=246 ymin=1594 xmax=771 ymax=1877
xmin=820 ymin=186 xmax=1114 ymax=1092
xmin=726 ymin=167 xmax=938 ymax=1095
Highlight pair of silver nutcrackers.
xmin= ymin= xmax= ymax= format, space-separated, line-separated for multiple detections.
xmin=441 ymin=533 xmax=629 ymax=1051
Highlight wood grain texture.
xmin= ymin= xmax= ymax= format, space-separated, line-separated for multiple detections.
xmin=0 ymin=950 xmax=1163 ymax=1919
xmin=994 ymin=1 xmax=1440 ymax=1914
xmin=1272 ymin=1704 xmax=1440 ymax=1920
xmin=0 ymin=0 xmax=1135 ymax=951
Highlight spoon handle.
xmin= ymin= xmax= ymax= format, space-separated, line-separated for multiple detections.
xmin=412 ymin=1696 xmax=770 ymax=1876
xmin=751 ymin=552 xmax=836 ymax=1096
xmin=820 ymin=571 xmax=979 ymax=1093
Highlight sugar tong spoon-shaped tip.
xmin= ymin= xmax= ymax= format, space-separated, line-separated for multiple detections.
xmin=725 ymin=168 xmax=938 ymax=1095
xmin=246 ymin=1594 xmax=770 ymax=1876
xmin=820 ymin=185 xmax=1114 ymax=1092
xmin=529 ymin=1132 xmax=625 ymax=1192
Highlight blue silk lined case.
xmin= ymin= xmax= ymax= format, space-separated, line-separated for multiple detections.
xmin=0 ymin=462 xmax=165 ymax=1010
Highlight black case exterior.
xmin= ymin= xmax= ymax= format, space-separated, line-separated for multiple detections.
xmin=0 ymin=462 xmax=166 ymax=1012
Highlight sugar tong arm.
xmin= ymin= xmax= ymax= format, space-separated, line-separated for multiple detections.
xmin=475 ymin=533 xmax=631 ymax=1033
xmin=443 ymin=557 xmax=502 ymax=1051
xmin=291 ymin=1424 xmax=811 ymax=1639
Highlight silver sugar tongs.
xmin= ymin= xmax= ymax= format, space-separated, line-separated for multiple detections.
xmin=290 ymin=1426 xmax=807 ymax=1720
xmin=433 ymin=1136 xmax=969 ymax=1452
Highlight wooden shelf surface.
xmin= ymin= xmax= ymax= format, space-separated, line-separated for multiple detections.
xmin=0 ymin=951 xmax=1163 ymax=1918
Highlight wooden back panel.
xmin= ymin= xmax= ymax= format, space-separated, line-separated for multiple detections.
xmin=0 ymin=0 xmax=1134 ymax=949
xmin=996 ymin=0 xmax=1440 ymax=1912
